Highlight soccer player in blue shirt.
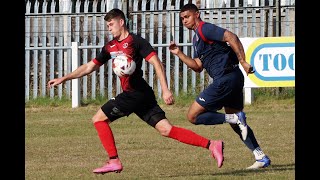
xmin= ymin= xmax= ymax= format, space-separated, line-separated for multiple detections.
xmin=169 ymin=3 xmax=271 ymax=169
xmin=48 ymin=8 xmax=224 ymax=174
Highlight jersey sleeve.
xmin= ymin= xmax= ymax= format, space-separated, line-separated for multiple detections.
xmin=202 ymin=23 xmax=226 ymax=42
xmin=134 ymin=35 xmax=157 ymax=61
xmin=93 ymin=45 xmax=112 ymax=66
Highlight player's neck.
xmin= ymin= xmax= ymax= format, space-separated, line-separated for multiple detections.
xmin=193 ymin=19 xmax=202 ymax=31
xmin=117 ymin=30 xmax=129 ymax=41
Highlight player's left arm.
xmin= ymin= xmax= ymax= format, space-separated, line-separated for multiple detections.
xmin=136 ymin=34 xmax=174 ymax=105
xmin=222 ymin=30 xmax=254 ymax=75
xmin=148 ymin=55 xmax=174 ymax=105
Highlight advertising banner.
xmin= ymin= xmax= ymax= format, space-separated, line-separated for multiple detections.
xmin=240 ymin=36 xmax=295 ymax=88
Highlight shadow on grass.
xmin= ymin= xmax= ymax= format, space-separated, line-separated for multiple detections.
xmin=160 ymin=163 xmax=295 ymax=178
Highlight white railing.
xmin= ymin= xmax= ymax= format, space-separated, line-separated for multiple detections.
xmin=25 ymin=0 xmax=295 ymax=107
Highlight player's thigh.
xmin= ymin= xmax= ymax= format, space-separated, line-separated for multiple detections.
xmin=196 ymin=81 xmax=226 ymax=112
xmin=101 ymin=92 xmax=142 ymax=123
xmin=224 ymin=89 xmax=244 ymax=111
xmin=223 ymin=69 xmax=245 ymax=110
xmin=134 ymin=93 xmax=166 ymax=128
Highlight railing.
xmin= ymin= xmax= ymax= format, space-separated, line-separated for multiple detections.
xmin=25 ymin=0 xmax=295 ymax=106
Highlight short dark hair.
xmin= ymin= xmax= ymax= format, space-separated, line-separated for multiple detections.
xmin=104 ymin=8 xmax=126 ymax=24
xmin=180 ymin=3 xmax=199 ymax=13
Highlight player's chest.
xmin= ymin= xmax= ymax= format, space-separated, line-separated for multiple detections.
xmin=107 ymin=40 xmax=135 ymax=58
xmin=193 ymin=34 xmax=212 ymax=56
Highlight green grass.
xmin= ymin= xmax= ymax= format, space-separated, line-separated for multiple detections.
xmin=25 ymin=87 xmax=295 ymax=108
xmin=25 ymin=93 xmax=294 ymax=179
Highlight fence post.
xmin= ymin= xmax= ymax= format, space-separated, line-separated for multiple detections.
xmin=71 ymin=42 xmax=80 ymax=108
xmin=244 ymin=87 xmax=253 ymax=105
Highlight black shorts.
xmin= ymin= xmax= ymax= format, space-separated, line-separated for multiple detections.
xmin=101 ymin=90 xmax=166 ymax=127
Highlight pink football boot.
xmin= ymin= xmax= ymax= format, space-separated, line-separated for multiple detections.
xmin=93 ymin=158 xmax=123 ymax=174
xmin=209 ymin=140 xmax=224 ymax=168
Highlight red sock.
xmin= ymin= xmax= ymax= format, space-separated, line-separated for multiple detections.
xmin=168 ymin=126 xmax=209 ymax=148
xmin=94 ymin=121 xmax=118 ymax=158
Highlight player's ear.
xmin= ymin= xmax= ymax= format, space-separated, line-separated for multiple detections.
xmin=119 ymin=18 xmax=125 ymax=27
xmin=195 ymin=11 xmax=200 ymax=18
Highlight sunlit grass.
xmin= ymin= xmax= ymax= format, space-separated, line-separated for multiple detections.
xmin=26 ymin=91 xmax=294 ymax=179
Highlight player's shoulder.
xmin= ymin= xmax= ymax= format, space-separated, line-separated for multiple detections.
xmin=203 ymin=21 xmax=213 ymax=25
xmin=201 ymin=21 xmax=226 ymax=35
xmin=129 ymin=33 xmax=145 ymax=41
xmin=197 ymin=21 xmax=214 ymax=35
xmin=129 ymin=33 xmax=149 ymax=44
xmin=106 ymin=39 xmax=117 ymax=46
xmin=202 ymin=21 xmax=219 ymax=29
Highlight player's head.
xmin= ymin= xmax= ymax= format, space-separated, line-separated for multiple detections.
xmin=180 ymin=3 xmax=201 ymax=30
xmin=104 ymin=8 xmax=127 ymax=37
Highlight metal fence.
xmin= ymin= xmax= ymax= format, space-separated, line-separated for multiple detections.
xmin=25 ymin=0 xmax=295 ymax=102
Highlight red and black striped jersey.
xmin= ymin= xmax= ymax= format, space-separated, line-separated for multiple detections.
xmin=93 ymin=33 xmax=157 ymax=92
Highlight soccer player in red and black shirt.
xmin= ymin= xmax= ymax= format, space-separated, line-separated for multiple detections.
xmin=48 ymin=8 xmax=224 ymax=174
xmin=169 ymin=3 xmax=271 ymax=169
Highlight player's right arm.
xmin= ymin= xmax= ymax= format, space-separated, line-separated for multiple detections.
xmin=168 ymin=41 xmax=203 ymax=72
xmin=222 ymin=30 xmax=254 ymax=75
xmin=47 ymin=60 xmax=100 ymax=88
xmin=48 ymin=45 xmax=110 ymax=88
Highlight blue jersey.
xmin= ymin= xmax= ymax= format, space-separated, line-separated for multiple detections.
xmin=193 ymin=21 xmax=239 ymax=80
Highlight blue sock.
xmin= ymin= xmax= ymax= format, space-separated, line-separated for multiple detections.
xmin=230 ymin=124 xmax=260 ymax=151
xmin=195 ymin=111 xmax=225 ymax=125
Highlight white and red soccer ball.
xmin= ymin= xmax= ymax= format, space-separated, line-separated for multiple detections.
xmin=112 ymin=55 xmax=136 ymax=77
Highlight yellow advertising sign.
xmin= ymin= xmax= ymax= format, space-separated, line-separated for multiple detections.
xmin=241 ymin=37 xmax=295 ymax=88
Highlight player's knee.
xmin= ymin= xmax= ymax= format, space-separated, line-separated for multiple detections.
xmin=186 ymin=113 xmax=197 ymax=124
xmin=155 ymin=120 xmax=172 ymax=137
xmin=91 ymin=116 xmax=100 ymax=123
xmin=92 ymin=117 xmax=110 ymax=125
xmin=161 ymin=128 xmax=171 ymax=137
xmin=157 ymin=126 xmax=171 ymax=137
xmin=92 ymin=114 xmax=106 ymax=124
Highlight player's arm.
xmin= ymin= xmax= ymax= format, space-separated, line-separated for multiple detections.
xmin=222 ymin=30 xmax=246 ymax=64
xmin=48 ymin=60 xmax=100 ymax=88
xmin=135 ymin=34 xmax=174 ymax=105
xmin=148 ymin=55 xmax=174 ymax=105
xmin=169 ymin=41 xmax=203 ymax=72
xmin=222 ymin=30 xmax=254 ymax=75
xmin=48 ymin=45 xmax=109 ymax=88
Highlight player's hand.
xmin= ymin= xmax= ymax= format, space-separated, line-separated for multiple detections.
xmin=120 ymin=71 xmax=129 ymax=77
xmin=169 ymin=41 xmax=179 ymax=55
xmin=248 ymin=66 xmax=255 ymax=74
xmin=241 ymin=62 xmax=255 ymax=75
xmin=47 ymin=78 xmax=63 ymax=89
xmin=162 ymin=89 xmax=174 ymax=105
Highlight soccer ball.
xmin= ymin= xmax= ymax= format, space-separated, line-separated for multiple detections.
xmin=112 ymin=55 xmax=136 ymax=77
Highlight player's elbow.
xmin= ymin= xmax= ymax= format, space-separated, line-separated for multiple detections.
xmin=225 ymin=31 xmax=240 ymax=45
xmin=192 ymin=66 xmax=203 ymax=73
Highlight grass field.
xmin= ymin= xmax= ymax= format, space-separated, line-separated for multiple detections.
xmin=25 ymin=97 xmax=295 ymax=180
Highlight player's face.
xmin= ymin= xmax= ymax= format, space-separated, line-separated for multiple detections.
xmin=180 ymin=10 xmax=199 ymax=30
xmin=106 ymin=18 xmax=124 ymax=38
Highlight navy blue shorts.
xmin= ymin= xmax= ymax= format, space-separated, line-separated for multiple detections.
xmin=196 ymin=67 xmax=244 ymax=112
